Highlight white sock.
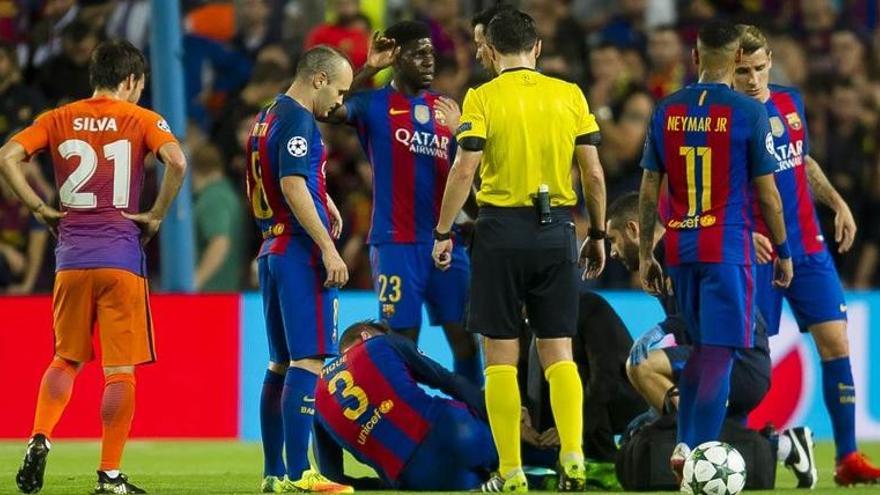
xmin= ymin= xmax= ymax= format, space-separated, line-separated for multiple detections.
xmin=103 ymin=470 xmax=120 ymax=479
xmin=778 ymin=434 xmax=792 ymax=463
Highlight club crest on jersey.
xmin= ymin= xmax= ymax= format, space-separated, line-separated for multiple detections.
xmin=770 ymin=116 xmax=785 ymax=137
xmin=414 ymin=104 xmax=431 ymax=124
xmin=287 ymin=136 xmax=308 ymax=157
xmin=785 ymin=112 xmax=802 ymax=130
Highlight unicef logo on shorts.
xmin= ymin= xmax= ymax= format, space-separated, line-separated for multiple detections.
xmin=287 ymin=136 xmax=308 ymax=157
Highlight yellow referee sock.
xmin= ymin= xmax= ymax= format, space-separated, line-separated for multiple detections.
xmin=545 ymin=360 xmax=584 ymax=461
xmin=485 ymin=364 xmax=522 ymax=476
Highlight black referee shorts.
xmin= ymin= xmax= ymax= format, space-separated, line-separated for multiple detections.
xmin=467 ymin=207 xmax=579 ymax=339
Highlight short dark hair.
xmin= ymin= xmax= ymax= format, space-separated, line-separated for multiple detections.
xmin=89 ymin=39 xmax=147 ymax=91
xmin=62 ymin=20 xmax=97 ymax=43
xmin=339 ymin=320 xmax=389 ymax=350
xmin=697 ymin=20 xmax=741 ymax=50
xmin=607 ymin=192 xmax=640 ymax=226
xmin=294 ymin=45 xmax=351 ymax=81
xmin=486 ymin=9 xmax=537 ymax=55
xmin=472 ymin=2 xmax=514 ymax=28
xmin=249 ymin=61 xmax=289 ymax=85
xmin=384 ymin=20 xmax=431 ymax=48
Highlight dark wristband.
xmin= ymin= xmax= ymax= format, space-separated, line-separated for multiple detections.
xmin=433 ymin=228 xmax=452 ymax=241
xmin=775 ymin=242 xmax=791 ymax=259
xmin=588 ymin=228 xmax=606 ymax=240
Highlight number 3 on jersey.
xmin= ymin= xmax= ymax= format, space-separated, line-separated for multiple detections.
xmin=680 ymin=146 xmax=712 ymax=216
xmin=327 ymin=370 xmax=368 ymax=421
xmin=58 ymin=139 xmax=131 ymax=209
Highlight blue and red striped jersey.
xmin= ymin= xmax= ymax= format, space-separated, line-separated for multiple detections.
xmin=344 ymin=86 xmax=456 ymax=245
xmin=245 ymin=94 xmax=329 ymax=257
xmin=315 ymin=333 xmax=484 ymax=485
xmin=642 ymin=82 xmax=777 ymax=266
xmin=751 ymin=85 xmax=824 ymax=257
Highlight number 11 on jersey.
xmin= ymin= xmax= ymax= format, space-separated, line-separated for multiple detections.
xmin=680 ymin=145 xmax=712 ymax=216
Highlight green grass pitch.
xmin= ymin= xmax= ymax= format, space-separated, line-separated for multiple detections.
xmin=0 ymin=440 xmax=878 ymax=494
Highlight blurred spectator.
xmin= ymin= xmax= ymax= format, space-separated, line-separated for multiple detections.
xmin=599 ymin=86 xmax=654 ymax=199
xmin=186 ymin=0 xmax=236 ymax=42
xmin=212 ymin=60 xmax=289 ymax=173
xmin=588 ymin=42 xmax=635 ymax=112
xmin=304 ymin=0 xmax=370 ymax=70
xmin=797 ymin=0 xmax=838 ymax=77
xmin=178 ymin=33 xmax=253 ymax=129
xmin=232 ymin=0 xmax=281 ymax=60
xmin=192 ymin=143 xmax=245 ymax=292
xmin=106 ymin=0 xmax=151 ymax=49
xmin=36 ymin=20 xmax=99 ymax=106
xmin=25 ymin=0 xmax=79 ymax=70
xmin=0 ymin=41 xmax=47 ymax=144
xmin=431 ymin=55 xmax=464 ymax=101
xmin=768 ymin=34 xmax=809 ymax=88
xmin=820 ymin=79 xmax=878 ymax=283
xmin=599 ymin=0 xmax=647 ymax=52
xmin=831 ymin=28 xmax=869 ymax=90
xmin=645 ymin=25 xmax=689 ymax=99
xmin=0 ymin=165 xmax=51 ymax=294
xmin=421 ymin=0 xmax=469 ymax=64
xmin=527 ymin=0 xmax=589 ymax=85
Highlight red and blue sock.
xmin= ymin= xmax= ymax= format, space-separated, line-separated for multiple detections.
xmin=282 ymin=367 xmax=318 ymax=480
xmin=821 ymin=357 xmax=857 ymax=460
xmin=677 ymin=345 xmax=734 ymax=447
xmin=260 ymin=369 xmax=286 ymax=477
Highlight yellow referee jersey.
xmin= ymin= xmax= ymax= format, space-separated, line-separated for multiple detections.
xmin=456 ymin=68 xmax=600 ymax=207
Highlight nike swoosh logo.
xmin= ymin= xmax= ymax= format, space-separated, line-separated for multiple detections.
xmin=389 ymin=109 xmax=409 ymax=115
xmin=303 ymin=396 xmax=316 ymax=403
xmin=792 ymin=433 xmax=810 ymax=473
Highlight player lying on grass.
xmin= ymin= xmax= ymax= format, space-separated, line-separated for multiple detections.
xmin=608 ymin=191 xmax=817 ymax=488
xmin=733 ymin=24 xmax=880 ymax=486
xmin=313 ymin=320 xmax=496 ymax=491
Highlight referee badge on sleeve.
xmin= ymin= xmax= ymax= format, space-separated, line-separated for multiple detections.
xmin=455 ymin=122 xmax=472 ymax=136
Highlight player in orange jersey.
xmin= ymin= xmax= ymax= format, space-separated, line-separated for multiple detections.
xmin=0 ymin=40 xmax=187 ymax=495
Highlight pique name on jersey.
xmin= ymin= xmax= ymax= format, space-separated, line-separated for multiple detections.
xmin=666 ymin=115 xmax=728 ymax=133
xmin=770 ymin=139 xmax=804 ymax=172
xmin=394 ymin=129 xmax=450 ymax=159
xmin=73 ymin=117 xmax=118 ymax=132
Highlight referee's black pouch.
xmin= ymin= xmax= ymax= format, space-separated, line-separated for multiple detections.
xmin=615 ymin=414 xmax=776 ymax=491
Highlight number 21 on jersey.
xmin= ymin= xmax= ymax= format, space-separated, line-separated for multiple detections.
xmin=58 ymin=139 xmax=131 ymax=209
xmin=680 ymin=146 xmax=712 ymax=216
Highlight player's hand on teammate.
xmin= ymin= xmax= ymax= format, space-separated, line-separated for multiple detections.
xmin=322 ymin=249 xmax=349 ymax=288
xmin=366 ymin=31 xmax=399 ymax=71
xmin=834 ymin=202 xmax=857 ymax=253
xmin=520 ymin=407 xmax=543 ymax=447
xmin=579 ymin=238 xmax=606 ymax=280
xmin=432 ymin=239 xmax=453 ymax=271
xmin=752 ymin=232 xmax=773 ymax=264
xmin=640 ymin=256 xmax=665 ymax=296
xmin=435 ymin=97 xmax=461 ymax=133
xmin=122 ymin=210 xmax=162 ymax=245
xmin=773 ymin=256 xmax=793 ymax=288
xmin=326 ymin=195 xmax=343 ymax=240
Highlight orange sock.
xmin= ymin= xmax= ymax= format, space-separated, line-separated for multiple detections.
xmin=32 ymin=357 xmax=78 ymax=438
xmin=99 ymin=374 xmax=136 ymax=472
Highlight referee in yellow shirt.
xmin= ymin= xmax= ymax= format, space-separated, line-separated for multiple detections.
xmin=432 ymin=9 xmax=607 ymax=493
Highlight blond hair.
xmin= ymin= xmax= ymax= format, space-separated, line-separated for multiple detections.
xmin=737 ymin=24 xmax=770 ymax=55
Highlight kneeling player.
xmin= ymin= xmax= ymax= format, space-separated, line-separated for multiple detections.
xmin=607 ymin=192 xmax=817 ymax=488
xmin=314 ymin=321 xmax=496 ymax=491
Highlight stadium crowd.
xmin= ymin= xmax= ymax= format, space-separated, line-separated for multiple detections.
xmin=2 ymin=0 xmax=880 ymax=293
